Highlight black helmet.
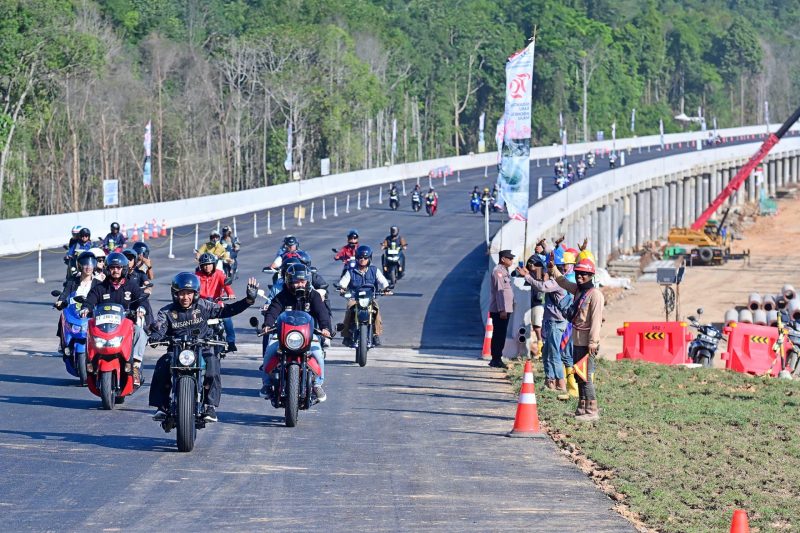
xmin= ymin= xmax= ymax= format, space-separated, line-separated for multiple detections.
xmin=284 ymin=263 xmax=311 ymax=288
xmin=296 ymin=250 xmax=311 ymax=266
xmin=209 ymin=230 xmax=221 ymax=240
xmin=347 ymin=229 xmax=359 ymax=240
xmin=283 ymin=235 xmax=299 ymax=247
xmin=105 ymin=252 xmax=129 ymax=277
xmin=122 ymin=249 xmax=137 ymax=262
xmin=110 ymin=222 xmax=120 ymax=232
xmin=280 ymin=256 xmax=303 ymax=275
xmin=77 ymin=251 xmax=97 ymax=269
xmin=390 ymin=226 xmax=399 ymax=237
xmin=221 ymin=225 xmax=232 ymax=236
xmin=132 ymin=241 xmax=150 ymax=258
xmin=78 ymin=227 xmax=91 ymax=239
xmin=171 ymin=272 xmax=200 ymax=306
xmin=356 ymin=245 xmax=372 ymax=260
xmin=198 ymin=252 xmax=217 ymax=269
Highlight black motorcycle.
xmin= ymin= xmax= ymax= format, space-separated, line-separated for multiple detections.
xmin=151 ymin=327 xmax=226 ymax=452
xmin=382 ymin=242 xmax=405 ymax=285
xmin=687 ymin=308 xmax=721 ymax=367
xmin=411 ymin=191 xmax=422 ymax=211
xmin=389 ymin=190 xmax=399 ymax=210
xmin=781 ymin=318 xmax=800 ymax=378
xmin=337 ymin=287 xmax=390 ymax=367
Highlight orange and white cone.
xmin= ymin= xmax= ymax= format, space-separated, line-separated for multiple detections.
xmin=480 ymin=313 xmax=493 ymax=360
xmin=160 ymin=218 xmax=167 ymax=237
xmin=150 ymin=218 xmax=159 ymax=239
xmin=131 ymin=224 xmax=139 ymax=242
xmin=142 ymin=223 xmax=149 ymax=240
xmin=729 ymin=510 xmax=750 ymax=533
xmin=508 ymin=360 xmax=545 ymax=438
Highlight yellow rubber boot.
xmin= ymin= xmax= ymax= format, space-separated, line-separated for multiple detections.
xmin=536 ymin=340 xmax=543 ymax=360
xmin=566 ymin=367 xmax=579 ymax=398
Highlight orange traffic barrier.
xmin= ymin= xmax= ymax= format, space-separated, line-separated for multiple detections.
xmin=721 ymin=322 xmax=792 ymax=376
xmin=150 ymin=218 xmax=158 ymax=239
xmin=160 ymin=218 xmax=167 ymax=237
xmin=507 ymin=360 xmax=545 ymax=438
xmin=131 ymin=224 xmax=139 ymax=242
xmin=616 ymin=322 xmax=692 ymax=365
xmin=480 ymin=313 xmax=493 ymax=360
xmin=729 ymin=509 xmax=750 ymax=533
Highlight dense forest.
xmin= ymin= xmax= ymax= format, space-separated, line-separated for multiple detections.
xmin=1 ymin=0 xmax=795 ymax=218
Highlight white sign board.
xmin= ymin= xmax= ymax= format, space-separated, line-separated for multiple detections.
xmin=320 ymin=158 xmax=331 ymax=176
xmin=103 ymin=179 xmax=119 ymax=207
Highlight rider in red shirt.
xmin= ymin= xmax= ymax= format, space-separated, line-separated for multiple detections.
xmin=196 ymin=253 xmax=237 ymax=351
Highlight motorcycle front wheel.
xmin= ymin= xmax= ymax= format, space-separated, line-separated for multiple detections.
xmin=285 ymin=364 xmax=300 ymax=427
xmin=99 ymin=371 xmax=116 ymax=410
xmin=357 ymin=326 xmax=369 ymax=367
xmin=76 ymin=351 xmax=88 ymax=387
xmin=176 ymin=375 xmax=197 ymax=452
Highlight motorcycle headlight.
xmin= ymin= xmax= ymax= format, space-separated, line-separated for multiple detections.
xmin=178 ymin=349 xmax=196 ymax=366
xmin=358 ymin=297 xmax=370 ymax=308
xmin=285 ymin=331 xmax=305 ymax=350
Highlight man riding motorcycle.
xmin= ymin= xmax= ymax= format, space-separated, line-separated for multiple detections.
xmin=148 ymin=273 xmax=259 ymax=422
xmin=339 ymin=245 xmax=390 ymax=347
xmin=260 ymin=263 xmax=331 ymax=402
xmin=196 ymin=230 xmax=231 ymax=266
xmin=267 ymin=235 xmax=299 ymax=271
xmin=102 ymin=222 xmax=127 ymax=252
xmin=333 ymin=229 xmax=359 ymax=263
xmin=381 ymin=226 xmax=407 ymax=279
xmin=65 ymin=228 xmax=93 ymax=273
xmin=54 ymin=251 xmax=101 ymax=355
xmin=196 ymin=252 xmax=238 ymax=353
xmin=66 ymin=225 xmax=83 ymax=251
xmin=80 ymin=252 xmax=152 ymax=386
xmin=221 ymin=225 xmax=240 ymax=278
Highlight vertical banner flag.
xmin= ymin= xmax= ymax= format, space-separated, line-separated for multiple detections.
xmin=659 ymin=118 xmax=664 ymax=149
xmin=559 ymin=112 xmax=567 ymax=160
xmin=611 ymin=121 xmax=616 ymax=153
xmin=495 ymin=114 xmax=505 ymax=164
xmin=497 ymin=40 xmax=535 ymax=221
xmin=764 ymin=100 xmax=770 ymax=132
xmin=103 ymin=179 xmax=119 ymax=207
xmin=143 ymin=121 xmax=152 ymax=187
xmin=478 ymin=112 xmax=486 ymax=153
xmin=391 ymin=118 xmax=398 ymax=164
xmin=631 ymin=108 xmax=636 ymax=133
xmin=283 ymin=122 xmax=293 ymax=172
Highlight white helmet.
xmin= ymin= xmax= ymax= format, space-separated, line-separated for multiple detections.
xmin=71 ymin=225 xmax=83 ymax=236
xmin=89 ymin=247 xmax=106 ymax=259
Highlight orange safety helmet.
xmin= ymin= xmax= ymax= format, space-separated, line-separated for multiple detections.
xmin=574 ymin=258 xmax=596 ymax=274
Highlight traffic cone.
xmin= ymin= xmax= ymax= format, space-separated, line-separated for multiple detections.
xmin=508 ymin=360 xmax=545 ymax=438
xmin=131 ymin=224 xmax=139 ymax=242
xmin=160 ymin=218 xmax=167 ymax=237
xmin=142 ymin=223 xmax=149 ymax=240
xmin=121 ymin=224 xmax=127 ymax=239
xmin=729 ymin=510 xmax=750 ymax=533
xmin=150 ymin=218 xmax=158 ymax=239
xmin=480 ymin=313 xmax=493 ymax=360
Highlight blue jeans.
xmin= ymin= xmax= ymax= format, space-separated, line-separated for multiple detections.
xmin=223 ymin=318 xmax=235 ymax=343
xmin=262 ymin=337 xmax=324 ymax=386
xmin=542 ymin=320 xmax=568 ymax=379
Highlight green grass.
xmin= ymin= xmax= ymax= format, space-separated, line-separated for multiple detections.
xmin=507 ymin=359 xmax=800 ymax=533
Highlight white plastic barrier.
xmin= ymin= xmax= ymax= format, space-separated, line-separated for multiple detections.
xmin=0 ymin=122 xmax=793 ymax=255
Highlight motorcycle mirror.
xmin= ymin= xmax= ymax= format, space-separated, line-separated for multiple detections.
xmin=697 ymin=308 xmax=704 ymax=315
xmin=249 ymin=317 xmax=260 ymax=327
xmin=50 ymin=290 xmax=61 ymax=297
xmin=331 ymin=248 xmax=338 ymax=253
xmin=688 ymin=315 xmax=696 ymax=322
xmin=309 ymin=266 xmax=318 ymax=274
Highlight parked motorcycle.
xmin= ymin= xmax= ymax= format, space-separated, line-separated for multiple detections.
xmin=382 ymin=242 xmax=404 ymax=285
xmin=51 ymin=289 xmax=89 ymax=385
xmin=411 ymin=191 xmax=422 ymax=211
xmin=250 ymin=312 xmax=330 ymax=427
xmin=337 ymin=287 xmax=390 ymax=367
xmin=782 ymin=319 xmax=800 ymax=378
xmin=84 ymin=302 xmax=139 ymax=409
xmin=150 ymin=325 xmax=227 ymax=452
xmin=687 ymin=308 xmax=721 ymax=367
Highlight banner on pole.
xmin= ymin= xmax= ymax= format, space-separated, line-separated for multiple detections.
xmin=320 ymin=158 xmax=331 ymax=176
xmin=143 ymin=121 xmax=152 ymax=187
xmin=496 ymin=40 xmax=535 ymax=221
xmin=631 ymin=108 xmax=636 ymax=133
xmin=391 ymin=118 xmax=397 ymax=163
xmin=478 ymin=111 xmax=486 ymax=153
xmin=659 ymin=118 xmax=665 ymax=148
xmin=494 ymin=114 xmax=505 ymax=164
xmin=103 ymin=179 xmax=119 ymax=207
xmin=284 ymin=122 xmax=293 ymax=171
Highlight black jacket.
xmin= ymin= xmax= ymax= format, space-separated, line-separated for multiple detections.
xmin=85 ymin=277 xmax=152 ymax=319
xmin=262 ymin=288 xmax=331 ymax=331
xmin=149 ymin=297 xmax=252 ymax=342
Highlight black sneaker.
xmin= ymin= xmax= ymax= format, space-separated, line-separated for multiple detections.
xmin=227 ymin=342 xmax=238 ymax=353
xmin=488 ymin=359 xmax=507 ymax=369
xmin=372 ymin=335 xmax=382 ymax=346
xmin=313 ymin=384 xmax=327 ymax=403
xmin=203 ymin=405 xmax=218 ymax=422
xmin=259 ymin=385 xmax=271 ymax=399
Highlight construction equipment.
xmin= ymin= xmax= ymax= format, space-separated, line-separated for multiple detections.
xmin=668 ymin=104 xmax=800 ymax=264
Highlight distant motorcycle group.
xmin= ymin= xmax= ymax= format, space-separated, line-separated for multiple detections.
xmin=51 ymin=222 xmax=407 ymax=452
xmin=387 ymin=183 xmax=438 ymax=216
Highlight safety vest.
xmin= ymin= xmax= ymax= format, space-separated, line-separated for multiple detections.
xmin=348 ymin=265 xmax=378 ymax=291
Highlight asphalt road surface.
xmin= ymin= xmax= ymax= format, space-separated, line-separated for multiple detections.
xmin=0 ymin=139 xmax=748 ymax=530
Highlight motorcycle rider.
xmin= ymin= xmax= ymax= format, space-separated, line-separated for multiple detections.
xmin=220 ymin=225 xmax=240 ymax=278
xmin=381 ymin=225 xmax=407 ymax=279
xmin=196 ymin=252 xmax=238 ymax=353
xmin=123 ymin=249 xmax=146 ymax=288
xmin=54 ymin=251 xmax=102 ymax=355
xmin=80 ymin=252 xmax=152 ymax=386
xmin=388 ymin=182 xmax=399 ymax=203
xmin=148 ymin=273 xmax=259 ymax=422
xmin=411 ymin=184 xmax=422 ymax=210
xmin=260 ymin=264 xmax=330 ymax=402
xmin=267 ymin=234 xmax=299 ymax=271
xmin=88 ymin=247 xmax=107 ymax=281
xmin=66 ymin=225 xmax=83 ymax=251
xmin=132 ymin=242 xmax=154 ymax=283
xmin=339 ymin=245 xmax=390 ymax=347
xmin=66 ymin=227 xmax=93 ymax=260
xmin=102 ymin=222 xmax=127 ymax=252
xmin=333 ymin=229 xmax=359 ymax=263
xmin=425 ymin=187 xmax=438 ymax=214
xmin=196 ymin=230 xmax=231 ymax=266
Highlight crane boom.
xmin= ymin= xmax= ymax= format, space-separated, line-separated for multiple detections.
xmin=690 ymin=105 xmax=800 ymax=230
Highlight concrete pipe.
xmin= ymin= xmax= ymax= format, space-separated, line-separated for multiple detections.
xmin=762 ymin=295 xmax=776 ymax=312
xmin=767 ymin=310 xmax=779 ymax=327
xmin=724 ymin=308 xmax=739 ymax=325
xmin=748 ymin=293 xmax=762 ymax=311
xmin=753 ymin=309 xmax=768 ymax=326
xmin=789 ymin=299 xmax=800 ymax=321
xmin=783 ymin=284 xmax=796 ymax=300
xmin=738 ymin=309 xmax=753 ymax=324
xmin=776 ymin=295 xmax=787 ymax=310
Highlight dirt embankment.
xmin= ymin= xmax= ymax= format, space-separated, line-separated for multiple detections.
xmin=600 ymin=193 xmax=800 ymax=361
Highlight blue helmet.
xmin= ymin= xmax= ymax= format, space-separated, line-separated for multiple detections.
xmin=356 ymin=245 xmax=372 ymax=260
xmin=552 ymin=247 xmax=565 ymax=266
xmin=171 ymin=272 xmax=200 ymax=306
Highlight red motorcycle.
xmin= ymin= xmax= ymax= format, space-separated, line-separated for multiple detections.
xmin=425 ymin=194 xmax=438 ymax=216
xmin=85 ymin=302 xmax=138 ymax=409
xmin=250 ymin=311 xmax=328 ymax=427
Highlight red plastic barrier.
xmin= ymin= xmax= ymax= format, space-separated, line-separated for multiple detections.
xmin=721 ymin=322 xmax=792 ymax=376
xmin=616 ymin=322 xmax=692 ymax=365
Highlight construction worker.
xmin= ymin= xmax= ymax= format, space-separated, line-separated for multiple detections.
xmin=550 ymin=256 xmax=605 ymax=422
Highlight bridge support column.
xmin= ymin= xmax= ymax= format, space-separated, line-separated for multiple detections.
xmin=650 ymin=187 xmax=659 ymax=241
xmin=687 ymin=176 xmax=697 ymax=223
xmin=676 ymin=178 xmax=684 ymax=227
xmin=748 ymin=163 xmax=757 ymax=202
xmin=635 ymin=190 xmax=645 ymax=249
xmin=668 ymin=180 xmax=677 ymax=228
xmin=778 ymin=158 xmax=785 ymax=189
xmin=596 ymin=206 xmax=606 ymax=268
xmin=793 ymin=153 xmax=799 ymax=183
xmin=611 ymin=197 xmax=621 ymax=254
xmin=590 ymin=206 xmax=599 ymax=259
xmin=768 ymin=159 xmax=777 ymax=197
xmin=622 ymin=194 xmax=632 ymax=253
xmin=695 ymin=175 xmax=704 ymax=221
xmin=661 ymin=184 xmax=669 ymax=238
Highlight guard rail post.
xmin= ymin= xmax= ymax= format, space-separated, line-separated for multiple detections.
xmin=267 ymin=211 xmax=272 ymax=235
xmin=443 ymin=172 xmax=447 ymax=186
xmin=346 ymin=194 xmax=350 ymax=214
xmin=36 ymin=244 xmax=45 ymax=284
xmin=357 ymin=191 xmax=361 ymax=210
xmin=194 ymin=224 xmax=199 ymax=250
xmin=538 ymin=177 xmax=543 ymax=200
xmin=366 ymin=190 xmax=370 ymax=208
xmin=281 ymin=208 xmax=286 ymax=231
xmin=168 ymin=229 xmax=175 ymax=259
xmin=322 ymin=198 xmax=327 ymax=220
xmin=297 ymin=206 xmax=303 ymax=227
xmin=402 ymin=180 xmax=407 ymax=196
xmin=253 ymin=213 xmax=259 ymax=239
xmin=232 ymin=217 xmax=237 ymax=237
xmin=310 ymin=202 xmax=315 ymax=223
xmin=334 ymin=196 xmax=339 ymax=217
xmin=378 ymin=187 xmax=383 ymax=204
xmin=457 ymin=170 xmax=461 ymax=183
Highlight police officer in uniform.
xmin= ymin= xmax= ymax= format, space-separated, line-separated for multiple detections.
xmin=488 ymin=250 xmax=516 ymax=368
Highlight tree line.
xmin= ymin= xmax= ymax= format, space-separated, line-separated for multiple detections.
xmin=1 ymin=0 xmax=785 ymax=218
